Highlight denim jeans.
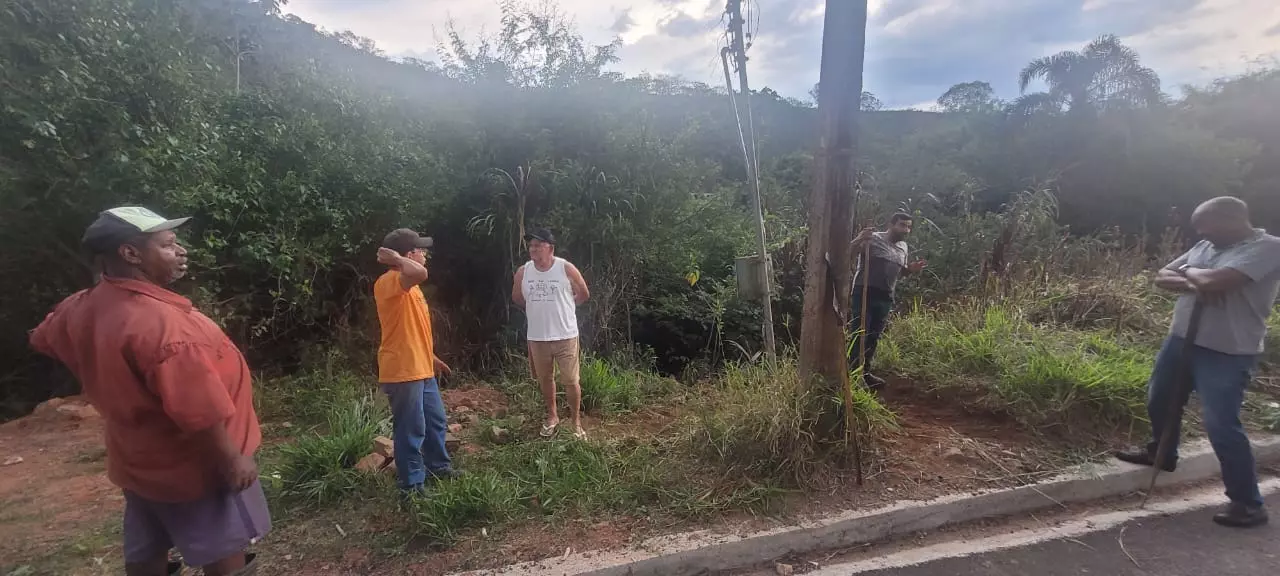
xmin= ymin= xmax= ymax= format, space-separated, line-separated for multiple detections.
xmin=848 ymin=287 xmax=894 ymax=376
xmin=380 ymin=378 xmax=452 ymax=490
xmin=1146 ymin=336 xmax=1263 ymax=508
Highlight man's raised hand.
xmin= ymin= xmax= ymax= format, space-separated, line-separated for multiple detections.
xmin=377 ymin=247 xmax=401 ymax=267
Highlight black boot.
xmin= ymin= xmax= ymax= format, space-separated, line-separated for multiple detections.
xmin=1213 ymin=503 xmax=1269 ymax=528
xmin=1113 ymin=447 xmax=1176 ymax=472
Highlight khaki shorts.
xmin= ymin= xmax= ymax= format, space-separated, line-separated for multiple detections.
xmin=529 ymin=337 xmax=580 ymax=387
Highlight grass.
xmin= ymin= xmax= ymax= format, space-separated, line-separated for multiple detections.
xmin=578 ymin=354 xmax=676 ymax=414
xmin=267 ymin=393 xmax=390 ymax=508
xmin=3 ymin=519 xmax=122 ymax=576
xmin=879 ymin=298 xmax=1157 ymax=428
xmin=259 ymin=352 xmax=784 ymax=548
xmin=690 ymin=357 xmax=896 ymax=486
xmin=255 ymin=347 xmax=375 ymax=432
xmin=408 ymin=437 xmax=781 ymax=545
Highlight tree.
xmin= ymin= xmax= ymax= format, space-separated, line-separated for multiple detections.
xmin=860 ymin=91 xmax=883 ymax=112
xmin=937 ymin=81 xmax=1000 ymax=113
xmin=809 ymin=83 xmax=882 ymax=111
xmin=1013 ymin=34 xmax=1161 ymax=117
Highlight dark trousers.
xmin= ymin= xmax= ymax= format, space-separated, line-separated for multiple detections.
xmin=848 ymin=287 xmax=893 ymax=378
xmin=1146 ymin=336 xmax=1262 ymax=508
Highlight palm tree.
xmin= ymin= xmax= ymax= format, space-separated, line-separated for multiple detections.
xmin=1013 ymin=34 xmax=1161 ymax=117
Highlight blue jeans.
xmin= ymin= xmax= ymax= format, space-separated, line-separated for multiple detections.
xmin=1146 ymin=336 xmax=1263 ymax=508
xmin=380 ymin=378 xmax=452 ymax=490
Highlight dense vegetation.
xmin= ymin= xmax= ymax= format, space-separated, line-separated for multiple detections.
xmin=8 ymin=1 xmax=1280 ymax=572
xmin=3 ymin=0 xmax=1279 ymax=419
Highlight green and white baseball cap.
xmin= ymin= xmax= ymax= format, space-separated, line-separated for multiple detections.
xmin=81 ymin=207 xmax=191 ymax=254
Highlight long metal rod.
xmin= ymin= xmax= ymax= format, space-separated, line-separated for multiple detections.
xmin=1142 ymin=298 xmax=1205 ymax=507
xmin=725 ymin=0 xmax=777 ymax=364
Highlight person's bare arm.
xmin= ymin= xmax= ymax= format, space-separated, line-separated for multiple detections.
xmin=377 ymin=247 xmax=427 ymax=291
xmin=1154 ymin=268 xmax=1195 ymax=293
xmin=433 ymin=354 xmax=452 ymax=377
xmin=1184 ymin=267 xmax=1253 ymax=293
xmin=566 ymin=262 xmax=590 ymax=305
xmin=850 ymin=228 xmax=875 ymax=253
xmin=512 ymin=266 xmax=526 ymax=308
xmin=194 ymin=422 xmax=258 ymax=492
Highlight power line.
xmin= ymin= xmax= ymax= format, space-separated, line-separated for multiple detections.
xmin=722 ymin=0 xmax=776 ymax=364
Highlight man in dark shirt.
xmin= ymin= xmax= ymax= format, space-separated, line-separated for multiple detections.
xmin=849 ymin=213 xmax=926 ymax=390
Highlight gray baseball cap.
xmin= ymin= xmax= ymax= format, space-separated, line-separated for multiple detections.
xmin=81 ymin=207 xmax=191 ymax=254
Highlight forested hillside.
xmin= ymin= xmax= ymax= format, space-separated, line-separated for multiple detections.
xmin=3 ymin=0 xmax=1278 ymax=415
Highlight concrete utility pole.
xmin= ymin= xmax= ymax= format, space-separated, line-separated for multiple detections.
xmin=798 ymin=1 xmax=869 ymax=389
xmin=724 ymin=0 xmax=777 ymax=364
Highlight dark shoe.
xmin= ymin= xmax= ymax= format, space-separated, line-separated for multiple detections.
xmin=1114 ymin=448 xmax=1176 ymax=472
xmin=864 ymin=373 xmax=886 ymax=391
xmin=1213 ymin=503 xmax=1268 ymax=528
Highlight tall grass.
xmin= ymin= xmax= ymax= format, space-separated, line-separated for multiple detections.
xmin=879 ymin=299 xmax=1156 ymax=427
xmin=578 ymin=354 xmax=676 ymax=413
xmin=255 ymin=347 xmax=375 ymax=430
xmin=268 ymin=394 xmax=390 ymax=507
xmin=690 ymin=357 xmax=894 ymax=485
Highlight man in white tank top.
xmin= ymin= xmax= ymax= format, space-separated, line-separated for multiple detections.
xmin=512 ymin=228 xmax=591 ymax=439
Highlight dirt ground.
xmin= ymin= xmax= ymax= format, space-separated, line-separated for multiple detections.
xmin=0 ymin=397 xmax=122 ymax=575
xmin=0 ymin=382 xmax=1115 ymax=576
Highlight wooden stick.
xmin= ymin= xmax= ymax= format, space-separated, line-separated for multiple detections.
xmin=858 ymin=241 xmax=871 ymax=381
xmin=828 ymin=251 xmax=862 ymax=485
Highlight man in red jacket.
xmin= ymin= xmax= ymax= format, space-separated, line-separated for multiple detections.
xmin=30 ymin=207 xmax=269 ymax=576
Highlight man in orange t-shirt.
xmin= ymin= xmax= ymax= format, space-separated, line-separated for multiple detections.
xmin=374 ymin=228 xmax=459 ymax=493
xmin=30 ymin=207 xmax=268 ymax=576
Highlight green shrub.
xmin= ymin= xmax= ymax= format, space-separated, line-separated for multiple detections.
xmin=270 ymin=395 xmax=388 ymax=507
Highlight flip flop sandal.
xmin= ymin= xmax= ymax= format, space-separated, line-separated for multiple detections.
xmin=540 ymin=422 xmax=559 ymax=437
xmin=573 ymin=428 xmax=588 ymax=441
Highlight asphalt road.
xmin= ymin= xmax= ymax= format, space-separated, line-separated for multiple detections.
xmin=853 ymin=493 xmax=1279 ymax=576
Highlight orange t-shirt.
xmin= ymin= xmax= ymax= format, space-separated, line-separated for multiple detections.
xmin=374 ymin=270 xmax=436 ymax=383
xmin=29 ymin=278 xmax=261 ymax=503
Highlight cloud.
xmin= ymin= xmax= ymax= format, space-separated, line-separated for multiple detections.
xmin=284 ymin=0 xmax=1280 ymax=107
xmin=611 ymin=10 xmax=636 ymax=35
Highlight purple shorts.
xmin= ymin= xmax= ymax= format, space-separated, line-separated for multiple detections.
xmin=122 ymin=480 xmax=272 ymax=567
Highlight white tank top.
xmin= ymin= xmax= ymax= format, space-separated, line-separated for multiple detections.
xmin=522 ymin=257 xmax=579 ymax=341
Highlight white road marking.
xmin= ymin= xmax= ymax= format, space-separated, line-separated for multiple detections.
xmin=807 ymin=477 xmax=1280 ymax=575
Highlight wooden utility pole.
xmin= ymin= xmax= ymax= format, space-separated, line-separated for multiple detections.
xmin=725 ymin=0 xmax=777 ymax=364
xmin=798 ymin=1 xmax=869 ymax=389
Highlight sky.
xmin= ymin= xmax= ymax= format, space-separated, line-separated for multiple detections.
xmin=283 ymin=0 xmax=1280 ymax=109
